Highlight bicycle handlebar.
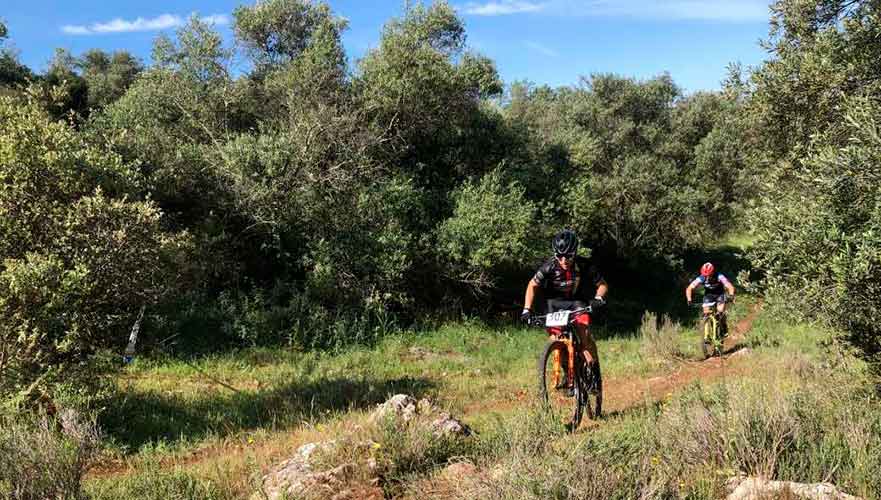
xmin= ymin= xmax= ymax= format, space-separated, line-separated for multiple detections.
xmin=528 ymin=306 xmax=592 ymax=327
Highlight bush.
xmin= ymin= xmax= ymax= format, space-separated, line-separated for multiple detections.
xmin=749 ymin=97 xmax=881 ymax=372
xmin=0 ymin=410 xmax=100 ymax=500
xmin=639 ymin=311 xmax=688 ymax=365
xmin=0 ymin=97 xmax=187 ymax=408
xmin=437 ymin=169 xmax=542 ymax=289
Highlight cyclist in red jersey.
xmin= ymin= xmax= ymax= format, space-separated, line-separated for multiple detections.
xmin=521 ymin=230 xmax=608 ymax=388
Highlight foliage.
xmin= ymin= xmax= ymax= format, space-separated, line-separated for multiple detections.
xmin=0 ymin=410 xmax=100 ymax=500
xmin=0 ymin=21 xmax=33 ymax=91
xmin=0 ymin=0 xmax=752 ymax=357
xmin=505 ymin=75 xmax=744 ymax=259
xmin=233 ymin=0 xmax=346 ymax=71
xmin=746 ymin=0 xmax=881 ymax=371
xmin=0 ymin=97 xmax=187 ymax=407
xmin=77 ymin=49 xmax=143 ymax=109
xmin=437 ymin=169 xmax=541 ymax=288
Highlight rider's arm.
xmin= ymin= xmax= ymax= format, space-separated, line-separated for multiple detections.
xmin=685 ymin=280 xmax=699 ymax=303
xmin=595 ymin=280 xmax=608 ymax=300
xmin=524 ymin=280 xmax=540 ymax=311
xmin=526 ymin=261 xmax=552 ymax=311
xmin=721 ymin=275 xmax=736 ymax=297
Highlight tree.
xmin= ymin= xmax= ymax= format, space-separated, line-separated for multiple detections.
xmin=356 ymin=0 xmax=504 ymax=190
xmin=503 ymin=74 xmax=738 ymax=260
xmin=233 ymin=0 xmax=346 ymax=71
xmin=746 ymin=0 xmax=881 ymax=371
xmin=0 ymin=20 xmax=33 ymax=90
xmin=35 ymin=49 xmax=89 ymax=119
xmin=0 ymin=96 xmax=187 ymax=408
xmin=77 ymin=49 xmax=143 ymax=109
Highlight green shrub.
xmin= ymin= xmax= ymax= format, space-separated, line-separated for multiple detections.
xmin=639 ymin=311 xmax=689 ymax=365
xmin=0 ymin=96 xmax=187 ymax=408
xmin=0 ymin=410 xmax=100 ymax=500
xmin=437 ymin=169 xmax=542 ymax=289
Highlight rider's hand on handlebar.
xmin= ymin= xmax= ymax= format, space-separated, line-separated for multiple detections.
xmin=520 ymin=308 xmax=533 ymax=325
xmin=590 ymin=296 xmax=606 ymax=311
xmin=687 ymin=299 xmax=693 ymax=307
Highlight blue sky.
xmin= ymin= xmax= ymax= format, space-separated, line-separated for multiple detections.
xmin=3 ymin=0 xmax=773 ymax=93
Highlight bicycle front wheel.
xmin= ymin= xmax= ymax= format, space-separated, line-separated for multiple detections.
xmin=700 ymin=315 xmax=722 ymax=359
xmin=700 ymin=316 xmax=714 ymax=359
xmin=581 ymin=361 xmax=602 ymax=420
xmin=538 ymin=340 xmax=583 ymax=431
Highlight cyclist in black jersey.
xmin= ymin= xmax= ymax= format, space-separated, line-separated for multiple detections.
xmin=521 ymin=230 xmax=609 ymax=383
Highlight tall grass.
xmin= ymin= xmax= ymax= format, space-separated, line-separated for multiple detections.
xmin=452 ymin=355 xmax=881 ymax=499
xmin=639 ymin=311 xmax=691 ymax=365
xmin=85 ymin=459 xmax=239 ymax=500
xmin=0 ymin=410 xmax=100 ymax=500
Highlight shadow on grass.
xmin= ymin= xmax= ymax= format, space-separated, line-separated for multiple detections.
xmin=100 ymin=375 xmax=435 ymax=452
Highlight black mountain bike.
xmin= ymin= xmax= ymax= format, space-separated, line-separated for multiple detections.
xmin=530 ymin=306 xmax=602 ymax=431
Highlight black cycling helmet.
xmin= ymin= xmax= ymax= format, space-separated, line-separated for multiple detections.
xmin=552 ymin=229 xmax=579 ymax=256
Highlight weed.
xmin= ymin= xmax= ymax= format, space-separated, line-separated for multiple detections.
xmin=0 ymin=410 xmax=100 ymax=500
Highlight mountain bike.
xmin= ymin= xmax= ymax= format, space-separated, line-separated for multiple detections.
xmin=695 ymin=301 xmax=728 ymax=359
xmin=530 ymin=306 xmax=601 ymax=431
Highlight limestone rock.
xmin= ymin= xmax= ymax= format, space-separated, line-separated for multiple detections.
xmin=373 ymin=394 xmax=419 ymax=422
xmin=725 ymin=476 xmax=862 ymax=500
xmin=254 ymin=441 xmax=335 ymax=500
xmin=431 ymin=412 xmax=472 ymax=437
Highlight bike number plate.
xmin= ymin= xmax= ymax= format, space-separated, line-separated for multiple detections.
xmin=545 ymin=311 xmax=570 ymax=327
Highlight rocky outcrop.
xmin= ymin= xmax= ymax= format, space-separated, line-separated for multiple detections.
xmin=431 ymin=411 xmax=471 ymax=437
xmin=255 ymin=395 xmax=472 ymax=499
xmin=725 ymin=476 xmax=863 ymax=500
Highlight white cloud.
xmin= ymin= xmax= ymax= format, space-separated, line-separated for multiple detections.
xmin=583 ymin=0 xmax=769 ymax=21
xmin=61 ymin=13 xmax=229 ymax=36
xmin=553 ymin=0 xmax=770 ymax=22
xmin=525 ymin=41 xmax=558 ymax=57
xmin=460 ymin=0 xmax=770 ymax=21
xmin=463 ymin=1 xmax=547 ymax=16
xmin=200 ymin=14 xmax=231 ymax=26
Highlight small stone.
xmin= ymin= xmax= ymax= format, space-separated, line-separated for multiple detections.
xmin=431 ymin=412 xmax=471 ymax=437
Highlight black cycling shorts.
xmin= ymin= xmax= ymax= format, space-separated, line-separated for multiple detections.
xmin=703 ymin=293 xmax=726 ymax=305
xmin=546 ymin=298 xmax=588 ymax=313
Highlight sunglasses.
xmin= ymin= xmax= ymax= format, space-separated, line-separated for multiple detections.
xmin=555 ymin=253 xmax=576 ymax=260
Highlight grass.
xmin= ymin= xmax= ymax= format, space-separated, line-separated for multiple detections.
xmin=73 ymin=237 xmax=880 ymax=499
xmin=82 ymin=294 xmax=881 ymax=499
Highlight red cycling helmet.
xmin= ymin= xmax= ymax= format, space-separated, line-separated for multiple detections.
xmin=700 ymin=262 xmax=715 ymax=277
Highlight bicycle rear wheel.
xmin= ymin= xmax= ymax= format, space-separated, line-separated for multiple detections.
xmin=538 ymin=340 xmax=583 ymax=431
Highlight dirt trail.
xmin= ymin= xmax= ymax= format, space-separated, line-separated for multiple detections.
xmin=600 ymin=300 xmax=760 ymax=417
xmin=463 ymin=300 xmax=763 ymax=426
xmin=88 ymin=301 xmax=763 ymax=480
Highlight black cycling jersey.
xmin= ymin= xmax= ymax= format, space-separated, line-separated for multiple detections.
xmin=532 ymin=256 xmax=605 ymax=302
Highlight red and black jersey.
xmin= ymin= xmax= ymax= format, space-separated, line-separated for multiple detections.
xmin=532 ymin=256 xmax=605 ymax=301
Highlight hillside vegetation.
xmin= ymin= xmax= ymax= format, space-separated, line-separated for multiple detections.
xmin=1 ymin=0 xmax=881 ymax=498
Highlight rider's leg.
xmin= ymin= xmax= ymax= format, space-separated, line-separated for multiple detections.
xmin=717 ymin=302 xmax=728 ymax=336
xmin=576 ymin=324 xmax=601 ymax=391
xmin=550 ymin=334 xmax=566 ymax=387
xmin=576 ymin=323 xmax=597 ymax=365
